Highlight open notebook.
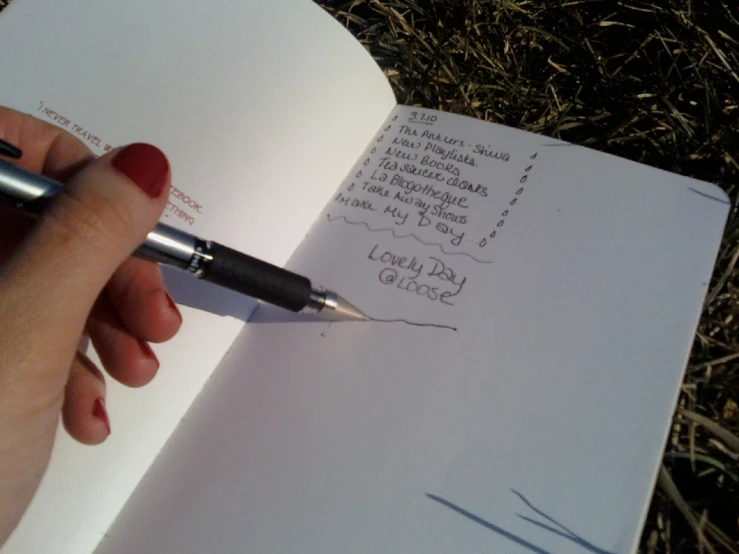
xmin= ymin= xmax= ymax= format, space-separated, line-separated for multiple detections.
xmin=0 ymin=1 xmax=729 ymax=553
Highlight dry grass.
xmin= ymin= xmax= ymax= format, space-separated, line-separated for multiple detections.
xmin=1 ymin=0 xmax=738 ymax=551
xmin=317 ymin=1 xmax=739 ymax=552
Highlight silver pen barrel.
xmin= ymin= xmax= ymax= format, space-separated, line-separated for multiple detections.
xmin=136 ymin=224 xmax=212 ymax=276
xmin=0 ymin=159 xmax=208 ymax=275
xmin=0 ymin=158 xmax=60 ymax=205
xmin=0 ymin=158 xmax=368 ymax=321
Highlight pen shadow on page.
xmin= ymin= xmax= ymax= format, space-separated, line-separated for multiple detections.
xmin=161 ymin=266 xmax=256 ymax=321
xmin=247 ymin=303 xmax=332 ymax=324
xmin=160 ymin=266 xmax=328 ymax=324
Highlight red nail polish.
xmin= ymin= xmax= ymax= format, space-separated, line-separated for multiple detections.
xmin=92 ymin=398 xmax=111 ymax=435
xmin=165 ymin=292 xmax=182 ymax=323
xmin=139 ymin=339 xmax=159 ymax=366
xmin=111 ymin=143 xmax=169 ymax=198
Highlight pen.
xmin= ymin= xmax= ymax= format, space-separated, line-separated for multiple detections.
xmin=0 ymin=138 xmax=368 ymax=322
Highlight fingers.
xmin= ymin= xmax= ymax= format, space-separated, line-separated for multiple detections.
xmin=106 ymin=258 xmax=182 ymax=343
xmin=0 ymin=144 xmax=171 ymax=426
xmin=1 ymin=107 xmax=181 ymax=385
xmin=0 ymin=108 xmax=182 ymax=448
xmin=87 ymin=292 xmax=161 ymax=388
xmin=62 ymin=352 xmax=110 ymax=445
xmin=0 ymin=205 xmax=34 ymax=265
xmin=0 ymin=106 xmax=93 ymax=179
xmin=0 ymin=106 xmax=94 ymax=266
xmin=1 ymin=144 xmax=171 ymax=348
xmin=87 ymin=257 xmax=181 ymax=388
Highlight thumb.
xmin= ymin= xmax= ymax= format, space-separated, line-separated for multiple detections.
xmin=2 ymin=143 xmax=170 ymax=323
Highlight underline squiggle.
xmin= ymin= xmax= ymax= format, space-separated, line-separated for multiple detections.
xmin=326 ymin=214 xmax=494 ymax=264
xmin=369 ymin=318 xmax=457 ymax=331
xmin=320 ymin=318 xmax=457 ymax=337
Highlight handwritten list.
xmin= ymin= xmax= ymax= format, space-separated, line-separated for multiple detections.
xmin=322 ymin=105 xmax=544 ymax=314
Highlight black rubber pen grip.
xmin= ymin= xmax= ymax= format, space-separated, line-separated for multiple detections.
xmin=204 ymin=242 xmax=313 ymax=312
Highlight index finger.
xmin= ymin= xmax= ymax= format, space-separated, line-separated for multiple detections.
xmin=0 ymin=106 xmax=94 ymax=180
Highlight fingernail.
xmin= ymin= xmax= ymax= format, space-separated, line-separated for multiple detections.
xmin=111 ymin=143 xmax=169 ymax=198
xmin=92 ymin=397 xmax=111 ymax=435
xmin=138 ymin=339 xmax=159 ymax=366
xmin=164 ymin=292 xmax=182 ymax=324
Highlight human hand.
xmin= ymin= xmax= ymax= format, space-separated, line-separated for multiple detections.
xmin=0 ymin=107 xmax=182 ymax=542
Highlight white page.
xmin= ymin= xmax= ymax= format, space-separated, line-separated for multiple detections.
xmin=0 ymin=1 xmax=395 ymax=552
xmin=98 ymin=106 xmax=728 ymax=553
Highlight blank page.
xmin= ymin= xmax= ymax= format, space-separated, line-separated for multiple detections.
xmin=0 ymin=1 xmax=395 ymax=552
xmin=99 ymin=106 xmax=728 ymax=553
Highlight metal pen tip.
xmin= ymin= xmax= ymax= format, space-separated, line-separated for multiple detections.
xmin=318 ymin=291 xmax=370 ymax=322
xmin=0 ymin=138 xmax=22 ymax=159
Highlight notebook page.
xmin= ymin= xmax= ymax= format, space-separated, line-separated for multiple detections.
xmin=98 ymin=105 xmax=728 ymax=553
xmin=0 ymin=1 xmax=395 ymax=552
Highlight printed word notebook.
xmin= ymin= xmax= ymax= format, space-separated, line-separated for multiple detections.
xmin=0 ymin=1 xmax=729 ymax=552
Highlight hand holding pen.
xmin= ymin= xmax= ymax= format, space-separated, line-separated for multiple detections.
xmin=0 ymin=105 xmax=368 ymax=542
xmin=0 ymin=106 xmax=186 ymax=541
